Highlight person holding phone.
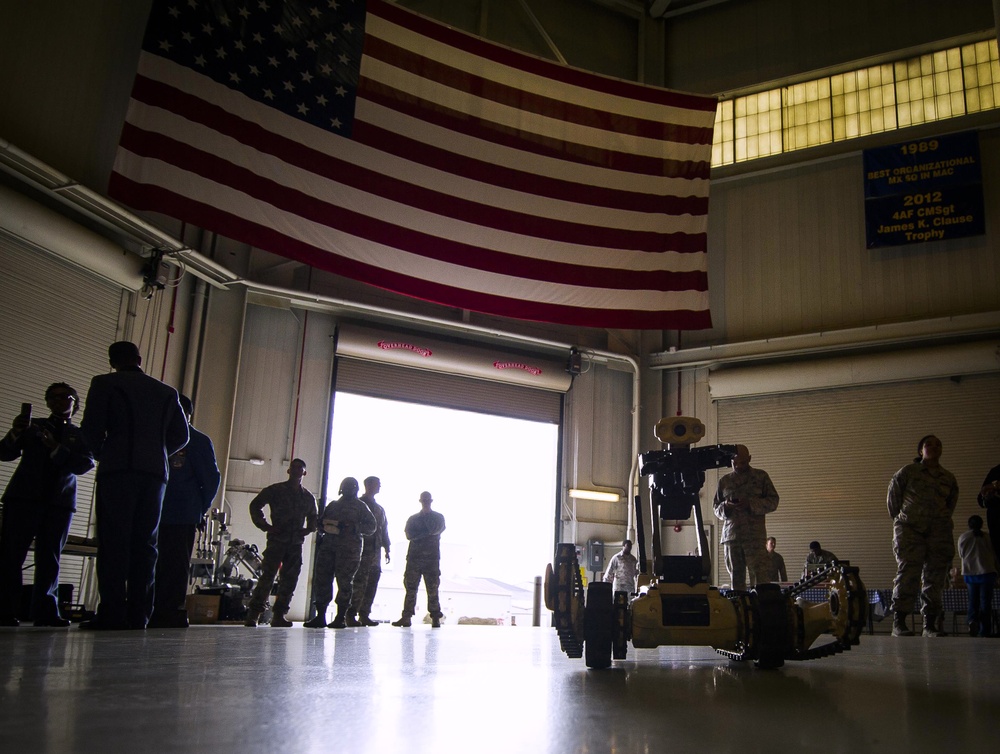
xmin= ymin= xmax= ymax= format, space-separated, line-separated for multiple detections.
xmin=0 ymin=384 xmax=94 ymax=627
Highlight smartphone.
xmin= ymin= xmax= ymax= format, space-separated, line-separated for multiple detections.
xmin=21 ymin=402 xmax=31 ymax=421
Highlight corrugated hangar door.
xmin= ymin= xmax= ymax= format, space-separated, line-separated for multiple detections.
xmin=334 ymin=324 xmax=569 ymax=423
xmin=713 ymin=374 xmax=1000 ymax=590
xmin=0 ymin=235 xmax=126 ymax=604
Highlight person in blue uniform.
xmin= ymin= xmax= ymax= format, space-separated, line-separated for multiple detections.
xmin=0 ymin=383 xmax=94 ymax=626
xmin=80 ymin=341 xmax=189 ymax=630
xmin=149 ymin=395 xmax=220 ymax=628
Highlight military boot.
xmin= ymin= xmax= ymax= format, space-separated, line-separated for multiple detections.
xmin=244 ymin=609 xmax=262 ymax=627
xmin=431 ymin=616 xmax=441 ymax=628
xmin=359 ymin=613 xmax=379 ymax=627
xmin=891 ymin=612 xmax=913 ymax=637
xmin=922 ymin=615 xmax=943 ymax=637
xmin=345 ymin=611 xmax=360 ymax=627
xmin=391 ymin=616 xmax=411 ymax=627
xmin=303 ymin=610 xmax=327 ymax=628
xmin=328 ymin=608 xmax=347 ymax=629
xmin=271 ymin=613 xmax=293 ymax=628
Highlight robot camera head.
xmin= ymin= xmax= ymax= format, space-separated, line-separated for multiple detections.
xmin=653 ymin=416 xmax=705 ymax=447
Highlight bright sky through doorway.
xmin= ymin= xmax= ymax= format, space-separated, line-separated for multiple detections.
xmin=326 ymin=393 xmax=559 ymax=587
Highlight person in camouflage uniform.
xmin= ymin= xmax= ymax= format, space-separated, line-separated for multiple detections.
xmin=712 ymin=444 xmax=780 ymax=590
xmin=763 ymin=537 xmax=787 ymax=582
xmin=603 ymin=539 xmax=639 ymax=594
xmin=346 ymin=476 xmax=391 ymax=627
xmin=392 ymin=491 xmax=446 ymax=628
xmin=244 ymin=459 xmax=318 ymax=627
xmin=801 ymin=540 xmax=838 ymax=578
xmin=887 ymin=434 xmax=958 ymax=637
xmin=304 ymin=476 xmax=376 ymax=629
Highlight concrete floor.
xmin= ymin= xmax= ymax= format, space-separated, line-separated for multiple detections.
xmin=1 ymin=624 xmax=998 ymax=753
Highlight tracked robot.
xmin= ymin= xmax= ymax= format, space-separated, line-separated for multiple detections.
xmin=544 ymin=417 xmax=867 ymax=669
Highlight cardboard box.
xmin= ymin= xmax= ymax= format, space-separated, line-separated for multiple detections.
xmin=186 ymin=594 xmax=221 ymax=624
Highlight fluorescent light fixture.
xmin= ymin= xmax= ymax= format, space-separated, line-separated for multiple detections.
xmin=568 ymin=488 xmax=620 ymax=503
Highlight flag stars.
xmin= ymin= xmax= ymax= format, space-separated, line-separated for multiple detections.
xmin=146 ymin=0 xmax=362 ymax=133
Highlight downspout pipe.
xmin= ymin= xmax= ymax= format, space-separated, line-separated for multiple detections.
xmin=182 ymin=278 xmax=208 ymax=399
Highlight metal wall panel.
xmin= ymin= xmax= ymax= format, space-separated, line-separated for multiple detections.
xmin=699 ymin=128 xmax=1000 ymax=347
xmin=560 ymin=363 xmax=634 ymax=544
xmin=0 ymin=236 xmax=126 ymax=602
xmin=335 ymin=358 xmax=564 ymax=424
xmin=223 ymin=305 xmax=336 ymax=620
xmin=226 ymin=305 xmax=304 ymax=493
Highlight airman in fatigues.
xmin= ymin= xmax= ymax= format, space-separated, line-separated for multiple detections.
xmin=245 ymin=459 xmax=318 ymax=627
xmin=392 ymin=491 xmax=446 ymax=627
xmin=347 ymin=476 xmax=391 ymax=626
xmin=304 ymin=477 xmax=376 ymax=629
xmin=712 ymin=445 xmax=780 ymax=589
xmin=887 ymin=434 xmax=958 ymax=637
xmin=603 ymin=540 xmax=639 ymax=594
xmin=802 ymin=541 xmax=838 ymax=578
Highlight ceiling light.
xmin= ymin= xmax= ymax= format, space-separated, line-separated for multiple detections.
xmin=568 ymin=488 xmax=620 ymax=503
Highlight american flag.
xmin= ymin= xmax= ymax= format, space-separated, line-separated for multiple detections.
xmin=110 ymin=0 xmax=717 ymax=329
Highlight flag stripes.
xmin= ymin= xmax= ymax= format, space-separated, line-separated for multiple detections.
xmin=109 ymin=0 xmax=717 ymax=328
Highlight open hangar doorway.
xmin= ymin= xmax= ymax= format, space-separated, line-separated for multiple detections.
xmin=325 ymin=325 xmax=569 ymax=626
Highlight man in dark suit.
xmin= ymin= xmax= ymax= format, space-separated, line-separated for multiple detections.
xmin=80 ymin=341 xmax=189 ymax=630
xmin=149 ymin=395 xmax=220 ymax=628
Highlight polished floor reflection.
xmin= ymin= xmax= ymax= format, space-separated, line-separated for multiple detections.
xmin=2 ymin=624 xmax=998 ymax=753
